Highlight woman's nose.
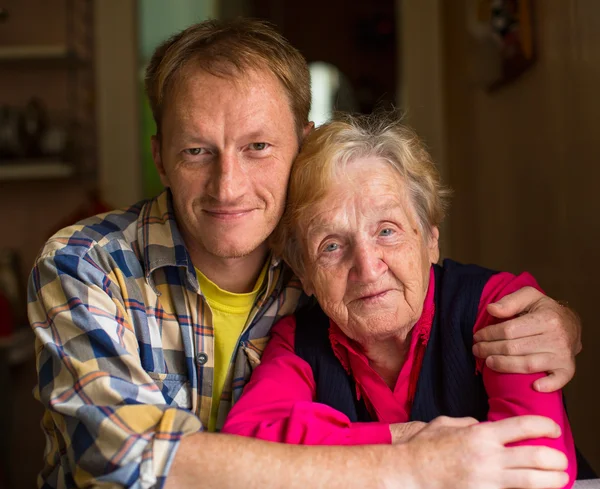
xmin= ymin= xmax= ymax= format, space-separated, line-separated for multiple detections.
xmin=349 ymin=243 xmax=387 ymax=283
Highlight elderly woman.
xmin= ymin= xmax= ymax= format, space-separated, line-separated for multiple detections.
xmin=222 ymin=113 xmax=578 ymax=486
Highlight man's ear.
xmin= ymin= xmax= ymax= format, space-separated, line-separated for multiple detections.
xmin=151 ymin=135 xmax=170 ymax=188
xmin=428 ymin=226 xmax=440 ymax=264
xmin=302 ymin=121 xmax=314 ymax=141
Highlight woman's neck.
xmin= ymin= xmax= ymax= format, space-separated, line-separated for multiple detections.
xmin=361 ymin=328 xmax=413 ymax=390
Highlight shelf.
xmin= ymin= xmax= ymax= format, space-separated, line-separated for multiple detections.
xmin=0 ymin=44 xmax=69 ymax=59
xmin=0 ymin=44 xmax=85 ymax=67
xmin=0 ymin=160 xmax=75 ymax=181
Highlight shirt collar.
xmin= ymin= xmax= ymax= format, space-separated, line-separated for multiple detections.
xmin=137 ymin=189 xmax=198 ymax=293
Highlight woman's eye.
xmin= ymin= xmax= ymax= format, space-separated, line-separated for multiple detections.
xmin=380 ymin=228 xmax=395 ymax=237
xmin=324 ymin=243 xmax=339 ymax=252
xmin=249 ymin=142 xmax=268 ymax=151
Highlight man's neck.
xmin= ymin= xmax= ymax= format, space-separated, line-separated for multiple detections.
xmin=191 ymin=245 xmax=270 ymax=294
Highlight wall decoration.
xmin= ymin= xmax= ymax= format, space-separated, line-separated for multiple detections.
xmin=472 ymin=0 xmax=536 ymax=90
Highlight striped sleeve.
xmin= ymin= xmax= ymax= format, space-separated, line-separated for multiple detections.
xmin=28 ymin=245 xmax=202 ymax=489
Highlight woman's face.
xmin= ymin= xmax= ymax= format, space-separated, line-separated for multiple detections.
xmin=299 ymin=157 xmax=439 ymax=344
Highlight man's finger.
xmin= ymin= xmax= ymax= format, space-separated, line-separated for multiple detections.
xmin=483 ymin=415 xmax=561 ymax=444
xmin=503 ymin=469 xmax=569 ymax=489
xmin=533 ymin=368 xmax=572 ymax=393
xmin=484 ymin=353 xmax=555 ymax=374
xmin=473 ymin=336 xmax=549 ymax=359
xmin=473 ymin=315 xmax=546 ymax=343
xmin=504 ymin=445 xmax=568 ymax=470
xmin=486 ymin=286 xmax=545 ymax=318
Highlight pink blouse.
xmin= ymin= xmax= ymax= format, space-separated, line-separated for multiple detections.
xmin=222 ymin=268 xmax=576 ymax=487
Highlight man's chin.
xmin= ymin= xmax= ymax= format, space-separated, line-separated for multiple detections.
xmin=203 ymin=239 xmax=265 ymax=260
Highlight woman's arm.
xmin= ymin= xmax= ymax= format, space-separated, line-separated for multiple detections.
xmin=475 ymin=272 xmax=577 ymax=489
xmin=222 ymin=315 xmax=391 ymax=445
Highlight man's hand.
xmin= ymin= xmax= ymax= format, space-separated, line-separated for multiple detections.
xmin=472 ymin=286 xmax=582 ymax=392
xmin=390 ymin=421 xmax=427 ymax=444
xmin=400 ymin=415 xmax=568 ymax=489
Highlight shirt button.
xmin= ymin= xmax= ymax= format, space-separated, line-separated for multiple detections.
xmin=196 ymin=352 xmax=208 ymax=365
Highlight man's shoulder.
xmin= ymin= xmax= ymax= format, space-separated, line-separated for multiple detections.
xmin=38 ymin=199 xmax=147 ymax=262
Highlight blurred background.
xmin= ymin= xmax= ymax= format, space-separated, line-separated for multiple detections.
xmin=0 ymin=0 xmax=598 ymax=487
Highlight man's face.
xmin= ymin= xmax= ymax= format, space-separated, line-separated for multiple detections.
xmin=153 ymin=68 xmax=304 ymax=263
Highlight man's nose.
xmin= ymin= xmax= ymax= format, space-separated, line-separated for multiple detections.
xmin=208 ymin=152 xmax=248 ymax=202
xmin=349 ymin=242 xmax=387 ymax=283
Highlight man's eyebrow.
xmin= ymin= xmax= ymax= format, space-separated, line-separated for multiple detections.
xmin=169 ymin=131 xmax=206 ymax=144
xmin=242 ymin=130 xmax=275 ymax=142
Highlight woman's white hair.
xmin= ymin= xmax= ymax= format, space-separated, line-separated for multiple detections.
xmin=270 ymin=110 xmax=452 ymax=277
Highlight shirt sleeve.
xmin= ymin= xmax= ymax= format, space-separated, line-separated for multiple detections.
xmin=28 ymin=248 xmax=202 ymax=489
xmin=222 ymin=315 xmax=391 ymax=445
xmin=475 ymin=272 xmax=576 ymax=488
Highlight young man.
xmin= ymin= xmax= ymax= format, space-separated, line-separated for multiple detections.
xmin=28 ymin=19 xmax=581 ymax=489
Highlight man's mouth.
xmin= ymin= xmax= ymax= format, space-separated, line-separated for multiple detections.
xmin=203 ymin=208 xmax=255 ymax=221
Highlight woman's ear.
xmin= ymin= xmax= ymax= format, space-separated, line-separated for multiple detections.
xmin=428 ymin=226 xmax=440 ymax=264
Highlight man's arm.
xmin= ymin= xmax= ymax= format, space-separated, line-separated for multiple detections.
xmin=473 ymin=286 xmax=581 ymax=392
xmin=28 ymin=248 xmax=202 ymax=488
xmin=167 ymin=416 xmax=569 ymax=489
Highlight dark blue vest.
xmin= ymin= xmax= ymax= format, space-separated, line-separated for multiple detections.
xmin=295 ymin=259 xmax=495 ymax=423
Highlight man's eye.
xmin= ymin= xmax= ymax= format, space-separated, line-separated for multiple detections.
xmin=380 ymin=228 xmax=395 ymax=237
xmin=249 ymin=142 xmax=268 ymax=151
xmin=184 ymin=148 xmax=206 ymax=156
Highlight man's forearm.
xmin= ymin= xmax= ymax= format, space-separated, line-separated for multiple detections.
xmin=165 ymin=432 xmax=411 ymax=489
xmin=165 ymin=416 xmax=570 ymax=489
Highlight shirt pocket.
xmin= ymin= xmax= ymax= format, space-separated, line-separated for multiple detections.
xmin=242 ymin=335 xmax=270 ymax=370
xmin=147 ymin=372 xmax=192 ymax=409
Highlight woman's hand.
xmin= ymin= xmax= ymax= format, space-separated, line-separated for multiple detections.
xmin=472 ymin=286 xmax=581 ymax=392
xmin=389 ymin=421 xmax=427 ymax=444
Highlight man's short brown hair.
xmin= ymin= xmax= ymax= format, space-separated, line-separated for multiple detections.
xmin=145 ymin=18 xmax=311 ymax=138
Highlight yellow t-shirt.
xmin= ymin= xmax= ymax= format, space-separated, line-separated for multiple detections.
xmin=196 ymin=262 xmax=269 ymax=432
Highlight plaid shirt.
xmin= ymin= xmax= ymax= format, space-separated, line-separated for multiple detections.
xmin=27 ymin=190 xmax=303 ymax=489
